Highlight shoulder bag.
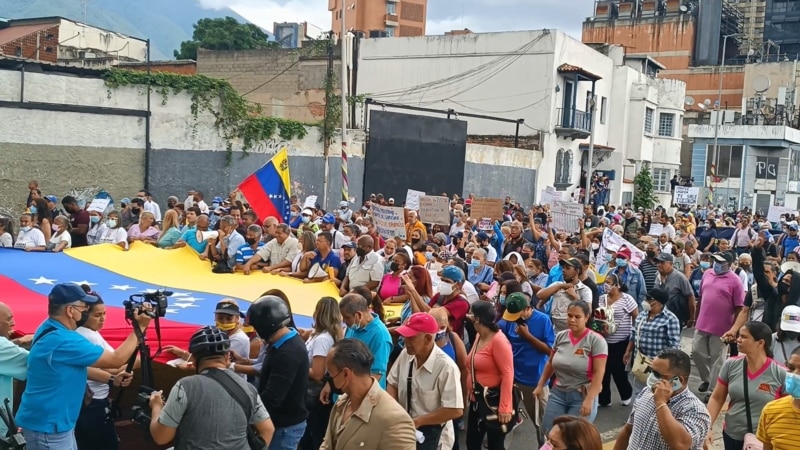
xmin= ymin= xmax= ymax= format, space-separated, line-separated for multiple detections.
xmin=469 ymin=335 xmax=522 ymax=434
xmin=203 ymin=369 xmax=267 ymax=450
xmin=631 ymin=318 xmax=653 ymax=384
xmin=741 ymin=358 xmax=764 ymax=450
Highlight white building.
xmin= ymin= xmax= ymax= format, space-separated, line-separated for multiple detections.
xmin=356 ymin=30 xmax=686 ymax=206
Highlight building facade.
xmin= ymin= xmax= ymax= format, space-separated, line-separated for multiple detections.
xmin=329 ymin=0 xmax=426 ymax=38
xmin=273 ymin=22 xmax=323 ymax=49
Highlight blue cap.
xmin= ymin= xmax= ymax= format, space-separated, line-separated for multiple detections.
xmin=476 ymin=232 xmax=490 ymax=241
xmin=45 ymin=195 xmax=58 ymax=203
xmin=212 ymin=196 xmax=223 ymax=204
xmin=120 ymin=197 xmax=131 ymax=206
xmin=48 ymin=283 xmax=99 ymax=305
xmin=322 ymin=213 xmax=336 ymax=224
xmin=441 ymin=266 xmax=464 ymax=283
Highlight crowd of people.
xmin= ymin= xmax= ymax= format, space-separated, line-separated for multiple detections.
xmin=2 ymin=181 xmax=800 ymax=450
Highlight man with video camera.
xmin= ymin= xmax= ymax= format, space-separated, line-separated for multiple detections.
xmin=147 ymin=326 xmax=274 ymax=450
xmin=15 ymin=284 xmax=152 ymax=450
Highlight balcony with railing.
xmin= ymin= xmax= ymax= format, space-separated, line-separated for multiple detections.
xmin=555 ymin=108 xmax=592 ymax=140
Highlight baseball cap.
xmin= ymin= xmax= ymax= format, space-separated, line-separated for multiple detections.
xmin=646 ymin=288 xmax=669 ymax=305
xmin=339 ymin=201 xmax=348 ymax=208
xmin=559 ymin=257 xmax=582 ymax=270
xmin=712 ymin=251 xmax=735 ymax=264
xmin=301 ymin=208 xmax=313 ymax=216
xmin=120 ymin=197 xmax=131 ymax=206
xmin=45 ymin=195 xmax=58 ymax=203
xmin=212 ymin=196 xmax=224 ymax=204
xmin=48 ymin=283 xmax=99 ymax=305
xmin=502 ymin=293 xmax=530 ymax=321
xmin=214 ymin=301 xmax=241 ymax=316
xmin=441 ymin=265 xmax=464 ymax=283
xmin=780 ymin=305 xmax=800 ymax=333
xmin=655 ymin=253 xmax=674 ymax=263
xmin=476 ymin=232 xmax=490 ymax=241
xmin=342 ymin=241 xmax=357 ymax=249
xmin=396 ymin=312 xmax=439 ymax=337
xmin=616 ymin=247 xmax=632 ymax=260
xmin=322 ymin=213 xmax=336 ymax=224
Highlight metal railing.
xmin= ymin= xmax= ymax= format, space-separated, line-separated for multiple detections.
xmin=556 ymin=108 xmax=592 ymax=132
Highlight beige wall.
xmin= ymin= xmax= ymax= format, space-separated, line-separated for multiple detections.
xmin=743 ymin=61 xmax=800 ymax=104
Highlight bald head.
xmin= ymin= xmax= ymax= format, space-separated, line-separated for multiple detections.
xmin=0 ymin=302 xmax=14 ymax=338
xmin=197 ymin=214 xmax=209 ymax=230
xmin=357 ymin=235 xmax=374 ymax=252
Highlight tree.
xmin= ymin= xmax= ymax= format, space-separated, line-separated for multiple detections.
xmin=174 ymin=17 xmax=279 ymax=60
xmin=633 ymin=162 xmax=659 ymax=210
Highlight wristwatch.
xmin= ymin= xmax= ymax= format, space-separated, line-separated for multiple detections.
xmin=107 ymin=375 xmax=116 ymax=387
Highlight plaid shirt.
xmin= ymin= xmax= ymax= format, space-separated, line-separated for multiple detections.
xmin=626 ymin=387 xmax=710 ymax=450
xmin=629 ymin=309 xmax=681 ymax=358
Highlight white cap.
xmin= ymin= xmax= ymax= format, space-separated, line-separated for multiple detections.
xmin=781 ymin=305 xmax=800 ymax=333
xmin=302 ymin=208 xmax=313 ymax=215
xmin=339 ymin=201 xmax=348 ymax=207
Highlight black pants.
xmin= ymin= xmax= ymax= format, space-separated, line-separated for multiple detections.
xmin=466 ymin=401 xmax=505 ymax=450
xmin=75 ymin=397 xmax=119 ymax=450
xmin=299 ymin=398 xmax=332 ymax=450
xmin=599 ymin=340 xmax=633 ymax=405
xmin=723 ymin=431 xmax=744 ymax=450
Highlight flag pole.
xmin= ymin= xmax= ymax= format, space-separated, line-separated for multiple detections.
xmin=341 ymin=0 xmax=349 ymax=203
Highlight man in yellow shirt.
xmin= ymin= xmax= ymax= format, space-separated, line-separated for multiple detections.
xmin=757 ymin=346 xmax=800 ymax=450
xmin=405 ymin=211 xmax=428 ymax=244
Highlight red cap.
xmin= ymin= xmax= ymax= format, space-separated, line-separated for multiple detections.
xmin=616 ymin=246 xmax=632 ymax=260
xmin=396 ymin=313 xmax=439 ymax=337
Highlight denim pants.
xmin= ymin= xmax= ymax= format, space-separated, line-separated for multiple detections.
xmin=269 ymin=421 xmax=307 ymax=450
xmin=541 ymin=387 xmax=598 ymax=433
xmin=22 ymin=429 xmax=78 ymax=450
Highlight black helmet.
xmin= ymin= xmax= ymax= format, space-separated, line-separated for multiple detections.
xmin=246 ymin=295 xmax=291 ymax=340
xmin=188 ymin=326 xmax=230 ymax=361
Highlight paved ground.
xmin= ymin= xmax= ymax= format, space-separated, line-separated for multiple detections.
xmin=457 ymin=328 xmax=726 ymax=449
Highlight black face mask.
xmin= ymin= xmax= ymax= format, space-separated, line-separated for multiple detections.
xmin=389 ymin=261 xmax=400 ymax=272
xmin=411 ymin=238 xmax=421 ymax=245
xmin=245 ymin=237 xmax=257 ymax=246
xmin=779 ymin=283 xmax=790 ymax=296
xmin=646 ymin=250 xmax=657 ymax=259
xmin=132 ymin=207 xmax=141 ymax=214
xmin=356 ymin=247 xmax=367 ymax=257
xmin=326 ymin=373 xmax=344 ymax=396
xmin=167 ymin=202 xmax=176 ymax=209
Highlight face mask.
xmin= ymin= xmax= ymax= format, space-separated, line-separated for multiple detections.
xmin=215 ymin=321 xmax=237 ymax=331
xmin=785 ymin=373 xmax=800 ymax=399
xmin=90 ymin=216 xmax=100 ymax=224
xmin=713 ymin=262 xmax=728 ymax=275
xmin=778 ymin=283 xmax=790 ymax=296
xmin=52 ymin=225 xmax=60 ymax=232
xmin=329 ymin=375 xmax=345 ymax=396
xmin=471 ymin=258 xmax=481 ymax=268
xmin=591 ymin=243 xmax=600 ymax=251
xmin=604 ymin=284 xmax=614 ymax=292
xmin=499 ymin=294 xmax=506 ymax=306
xmin=616 ymin=258 xmax=628 ymax=267
xmin=646 ymin=373 xmax=682 ymax=392
xmin=389 ymin=262 xmax=400 ymax=272
xmin=527 ymin=270 xmax=537 ymax=278
xmin=781 ymin=218 xmax=787 ymax=223
xmin=438 ymin=282 xmax=454 ymax=296
xmin=435 ymin=328 xmax=447 ymax=341
xmin=290 ymin=211 xmax=299 ymax=217
xmin=107 ymin=219 xmax=117 ymax=228
xmin=132 ymin=207 xmax=141 ymax=214
xmin=356 ymin=247 xmax=367 ymax=257
xmin=348 ymin=313 xmax=365 ymax=332
xmin=603 ymin=253 xmax=613 ymax=262
xmin=340 ymin=206 xmax=347 ymax=211
xmin=700 ymin=261 xmax=711 ymax=269
xmin=302 ymin=216 xmax=311 ymax=224
xmin=245 ymin=237 xmax=257 ymax=246
xmin=212 ymin=203 xmax=220 ymax=209
xmin=20 ymin=226 xmax=31 ymax=232
xmin=425 ymin=251 xmax=433 ymax=261
xmin=29 ymin=206 xmax=37 ymax=214
xmin=539 ymin=443 xmax=554 ymax=450
xmin=585 ymin=221 xmax=592 ymax=228
xmin=646 ymin=250 xmax=657 ymax=259
xmin=411 ymin=238 xmax=421 ymax=245
xmin=642 ymin=301 xmax=652 ymax=312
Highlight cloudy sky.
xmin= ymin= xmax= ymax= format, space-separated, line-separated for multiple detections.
xmin=197 ymin=0 xmax=597 ymax=39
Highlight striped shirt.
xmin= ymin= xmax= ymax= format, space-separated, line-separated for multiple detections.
xmin=626 ymin=387 xmax=710 ymax=450
xmin=639 ymin=260 xmax=659 ymax=291
xmin=757 ymin=395 xmax=800 ymax=450
xmin=598 ymin=293 xmax=638 ymax=344
xmin=235 ymin=242 xmax=265 ymax=265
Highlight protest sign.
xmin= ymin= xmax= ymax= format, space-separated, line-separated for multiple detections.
xmin=597 ymin=228 xmax=646 ymax=267
xmin=550 ymin=201 xmax=583 ymax=234
xmin=648 ymin=223 xmax=664 ymax=236
xmin=470 ymin=198 xmax=504 ymax=221
xmin=87 ymin=198 xmax=110 ymax=213
xmin=371 ymin=204 xmax=407 ymax=240
xmin=673 ymin=186 xmax=699 ymax=205
xmin=767 ymin=205 xmax=795 ymax=223
xmin=419 ymin=195 xmax=450 ymax=225
xmin=303 ymin=195 xmax=318 ymax=209
xmin=478 ymin=218 xmax=493 ymax=231
xmin=405 ymin=189 xmax=425 ymax=211
xmin=540 ymin=187 xmax=561 ymax=206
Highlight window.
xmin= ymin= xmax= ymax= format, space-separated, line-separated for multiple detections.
xmin=555 ymin=149 xmax=574 ymax=187
xmin=705 ymin=145 xmax=744 ymax=178
xmin=644 ymin=107 xmax=654 ymax=134
xmin=386 ymin=3 xmax=396 ymax=14
xmin=658 ymin=113 xmax=675 ymax=137
xmin=791 ymin=149 xmax=800 ymax=181
xmin=385 ymin=26 xmax=395 ymax=36
xmin=600 ymin=97 xmax=607 ymax=124
xmin=652 ymin=168 xmax=671 ymax=192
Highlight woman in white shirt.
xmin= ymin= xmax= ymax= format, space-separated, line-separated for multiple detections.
xmin=47 ymin=216 xmax=72 ymax=252
xmin=16 ymin=213 xmax=46 ymax=251
xmin=0 ymin=218 xmax=13 ymax=248
xmin=300 ymin=296 xmax=342 ymax=450
xmin=97 ymin=211 xmax=128 ymax=249
xmin=87 ymin=211 xmax=107 ymax=245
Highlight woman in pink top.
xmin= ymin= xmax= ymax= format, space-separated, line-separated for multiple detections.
xmin=127 ymin=211 xmax=160 ymax=244
xmin=466 ymin=301 xmax=514 ymax=450
xmin=377 ymin=252 xmax=411 ymax=305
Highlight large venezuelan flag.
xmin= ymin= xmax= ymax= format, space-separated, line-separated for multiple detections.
xmin=238 ymin=148 xmax=292 ymax=223
xmin=0 ymin=243 xmax=340 ymax=361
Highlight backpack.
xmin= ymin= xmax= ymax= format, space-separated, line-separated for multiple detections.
xmin=590 ymin=295 xmax=618 ymax=336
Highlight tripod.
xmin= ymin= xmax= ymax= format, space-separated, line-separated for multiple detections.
xmin=0 ymin=398 xmax=25 ymax=450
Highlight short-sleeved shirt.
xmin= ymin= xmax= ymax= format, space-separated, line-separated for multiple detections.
xmin=656 ymin=270 xmax=695 ymax=326
xmin=47 ymin=231 xmax=72 ymax=251
xmin=346 ymin=251 xmax=385 ymax=288
xmin=69 ymin=210 xmax=90 ymax=247
xmin=75 ymin=327 xmax=114 ymax=399
xmin=15 ymin=228 xmax=45 ymax=249
xmin=598 ymin=293 xmax=638 ymax=343
xmin=717 ymin=357 xmax=786 ymax=440
xmin=698 ymin=270 xmax=745 ymax=337
xmin=548 ymin=281 xmax=593 ymax=333
xmin=0 ymin=338 xmax=28 ymax=436
xmin=255 ymin=236 xmax=299 ymax=266
xmin=98 ymin=227 xmax=129 ymax=248
xmin=235 ymin=242 xmax=266 ymax=265
xmin=128 ymin=225 xmax=160 ymax=241
xmin=157 ymin=227 xmax=183 ymax=248
xmin=306 ymin=331 xmax=334 ymax=364
xmin=309 ymin=250 xmax=342 ymax=279
xmin=344 ymin=314 xmax=393 ymax=389
xmin=550 ymin=328 xmax=608 ymax=391
xmin=771 ymin=335 xmax=800 ymax=366
xmin=16 ymin=318 xmax=105 ymax=433
xmin=498 ymin=309 xmax=555 ymax=386
xmin=429 ymin=293 xmax=470 ymax=337
xmin=757 ymin=395 xmax=800 ymax=450
xmin=626 ymin=387 xmax=710 ymax=450
xmin=179 ymin=227 xmax=207 ymax=253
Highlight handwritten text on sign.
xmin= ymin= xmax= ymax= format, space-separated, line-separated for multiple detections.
xmin=419 ymin=195 xmax=451 ymax=225
xmin=550 ymin=201 xmax=583 ymax=234
xmin=673 ymin=186 xmax=699 ymax=205
xmin=470 ymin=198 xmax=504 ymax=221
xmin=371 ymin=205 xmax=407 ymax=240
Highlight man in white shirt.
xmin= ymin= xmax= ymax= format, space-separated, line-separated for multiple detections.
xmin=193 ymin=190 xmax=210 ymax=215
xmin=340 ymin=235 xmax=384 ymax=295
xmin=336 ymin=201 xmax=353 ymax=231
xmin=16 ymin=213 xmax=46 ymax=250
xmin=138 ymin=190 xmax=162 ymax=222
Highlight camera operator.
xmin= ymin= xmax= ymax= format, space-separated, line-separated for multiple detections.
xmin=15 ymin=283 xmax=151 ymax=450
xmin=247 ymin=295 xmax=309 ymax=450
xmin=148 ymin=326 xmax=275 ymax=450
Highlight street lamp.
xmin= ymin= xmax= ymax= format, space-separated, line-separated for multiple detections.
xmin=708 ymin=32 xmax=743 ymax=206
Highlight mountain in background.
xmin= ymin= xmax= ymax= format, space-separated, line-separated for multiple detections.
xmin=0 ymin=0 xmax=251 ymax=60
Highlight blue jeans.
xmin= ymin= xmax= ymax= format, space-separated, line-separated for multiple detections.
xmin=22 ymin=429 xmax=78 ymax=450
xmin=268 ymin=421 xmax=307 ymax=450
xmin=541 ymin=387 xmax=598 ymax=433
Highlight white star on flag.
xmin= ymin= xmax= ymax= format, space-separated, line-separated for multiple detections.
xmin=171 ymin=293 xmax=191 ymax=298
xmin=173 ymin=303 xmax=199 ymax=309
xmin=166 ymin=309 xmax=179 ymax=314
xmin=71 ymin=280 xmax=97 ymax=286
xmin=109 ymin=285 xmax=136 ymax=291
xmin=176 ymin=296 xmax=203 ymax=302
xmin=29 ymin=276 xmax=56 ymax=285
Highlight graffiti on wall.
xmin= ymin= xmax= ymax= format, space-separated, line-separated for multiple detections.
xmin=247 ymin=139 xmax=295 ymax=156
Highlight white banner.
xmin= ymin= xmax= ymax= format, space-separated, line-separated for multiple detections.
xmin=405 ymin=189 xmax=425 ymax=211
xmin=540 ymin=186 xmax=561 ymax=206
xmin=673 ymin=186 xmax=700 ymax=205
xmin=551 ymin=201 xmax=583 ymax=234
xmin=598 ymin=228 xmax=646 ymax=267
xmin=767 ymin=205 xmax=795 ymax=223
xmin=371 ymin=204 xmax=407 ymax=240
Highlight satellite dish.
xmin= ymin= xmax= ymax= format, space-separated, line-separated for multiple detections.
xmin=685 ymin=96 xmax=695 ymax=106
xmin=753 ymin=75 xmax=771 ymax=93
xmin=679 ymin=4 xmax=688 ymax=12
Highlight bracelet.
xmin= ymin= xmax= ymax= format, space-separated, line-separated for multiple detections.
xmin=655 ymin=403 xmax=668 ymax=413
xmin=108 ymin=375 xmax=116 ymax=387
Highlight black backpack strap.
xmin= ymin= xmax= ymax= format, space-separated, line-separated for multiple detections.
xmin=202 ymin=369 xmax=253 ymax=420
xmin=31 ymin=327 xmax=57 ymax=347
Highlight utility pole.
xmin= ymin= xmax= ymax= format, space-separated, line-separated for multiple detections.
xmin=585 ymin=94 xmax=597 ymax=206
xmin=709 ymin=33 xmax=743 ymax=206
xmin=322 ymin=33 xmax=334 ymax=209
xmin=340 ymin=0 xmax=350 ymax=203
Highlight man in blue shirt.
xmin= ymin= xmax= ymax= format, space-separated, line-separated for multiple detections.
xmin=340 ymin=293 xmax=392 ymax=389
xmin=171 ymin=214 xmax=209 ymax=254
xmin=16 ymin=284 xmax=151 ymax=450
xmin=207 ymin=215 xmax=246 ymax=271
xmin=234 ymin=224 xmax=266 ymax=272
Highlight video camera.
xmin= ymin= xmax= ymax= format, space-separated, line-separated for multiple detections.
xmin=130 ymin=386 xmax=156 ymax=431
xmin=123 ymin=289 xmax=171 ymax=320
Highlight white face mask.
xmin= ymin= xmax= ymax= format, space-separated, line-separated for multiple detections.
xmin=591 ymin=243 xmax=600 ymax=251
xmin=438 ymin=282 xmax=454 ymax=296
xmin=642 ymin=301 xmax=652 ymax=312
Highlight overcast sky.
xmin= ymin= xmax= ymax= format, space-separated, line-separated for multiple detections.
xmin=197 ymin=0 xmax=596 ymax=39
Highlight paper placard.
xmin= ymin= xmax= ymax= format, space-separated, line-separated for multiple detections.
xmin=550 ymin=201 xmax=583 ymax=234
xmin=673 ymin=186 xmax=699 ymax=205
xmin=540 ymin=187 xmax=561 ymax=206
xmin=598 ymin=228 xmax=646 ymax=267
xmin=87 ymin=198 xmax=110 ymax=213
xmin=470 ymin=198 xmax=504 ymax=221
xmin=303 ymin=195 xmax=318 ymax=209
xmin=478 ymin=218 xmax=493 ymax=231
xmin=648 ymin=223 xmax=664 ymax=236
xmin=767 ymin=205 xmax=795 ymax=223
xmin=371 ymin=204 xmax=407 ymax=240
xmin=405 ymin=189 xmax=425 ymax=211
xmin=419 ymin=195 xmax=450 ymax=225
